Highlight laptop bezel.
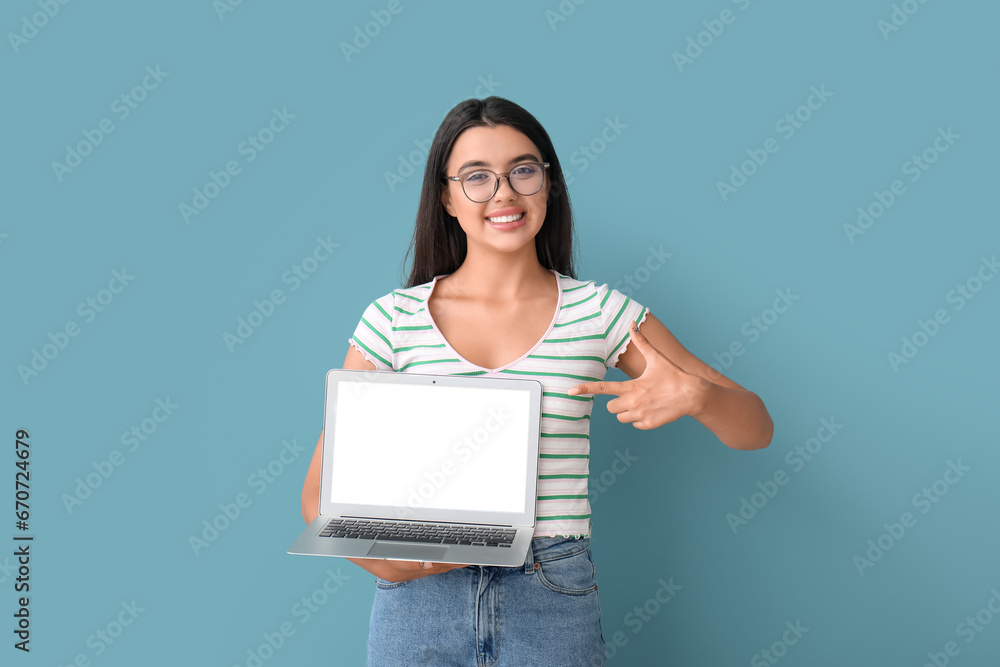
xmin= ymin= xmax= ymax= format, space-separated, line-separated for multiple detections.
xmin=318 ymin=369 xmax=542 ymax=528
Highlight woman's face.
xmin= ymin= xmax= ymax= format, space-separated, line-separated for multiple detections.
xmin=440 ymin=124 xmax=549 ymax=257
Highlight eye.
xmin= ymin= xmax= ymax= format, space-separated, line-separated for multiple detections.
xmin=464 ymin=170 xmax=491 ymax=183
xmin=511 ymin=164 xmax=537 ymax=178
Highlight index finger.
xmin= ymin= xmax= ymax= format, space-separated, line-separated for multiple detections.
xmin=568 ymin=380 xmax=628 ymax=397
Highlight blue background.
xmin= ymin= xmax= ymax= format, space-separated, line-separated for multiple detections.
xmin=3 ymin=1 xmax=998 ymax=665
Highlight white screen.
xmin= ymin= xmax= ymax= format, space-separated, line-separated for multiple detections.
xmin=328 ymin=380 xmax=531 ymax=514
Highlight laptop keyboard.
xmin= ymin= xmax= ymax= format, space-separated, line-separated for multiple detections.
xmin=319 ymin=519 xmax=515 ymax=548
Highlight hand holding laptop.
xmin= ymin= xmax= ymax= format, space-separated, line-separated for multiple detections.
xmin=347 ymin=557 xmax=470 ymax=583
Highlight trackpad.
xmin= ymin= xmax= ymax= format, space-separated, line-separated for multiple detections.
xmin=367 ymin=543 xmax=449 ymax=561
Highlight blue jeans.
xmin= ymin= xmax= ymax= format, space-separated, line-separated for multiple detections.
xmin=367 ymin=536 xmax=606 ymax=666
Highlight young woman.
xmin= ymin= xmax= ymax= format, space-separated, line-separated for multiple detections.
xmin=301 ymin=96 xmax=773 ymax=666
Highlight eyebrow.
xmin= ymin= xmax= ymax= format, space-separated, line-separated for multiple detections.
xmin=456 ymin=153 xmax=541 ymax=173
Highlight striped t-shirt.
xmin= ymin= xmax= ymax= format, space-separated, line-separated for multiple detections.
xmin=347 ymin=268 xmax=649 ymax=538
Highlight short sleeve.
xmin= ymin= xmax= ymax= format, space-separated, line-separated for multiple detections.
xmin=347 ymin=294 xmax=395 ymax=371
xmin=597 ymin=283 xmax=650 ymax=369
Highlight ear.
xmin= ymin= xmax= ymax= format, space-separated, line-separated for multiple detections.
xmin=440 ymin=184 xmax=456 ymax=217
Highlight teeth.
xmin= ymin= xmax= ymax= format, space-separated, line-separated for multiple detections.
xmin=487 ymin=213 xmax=524 ymax=223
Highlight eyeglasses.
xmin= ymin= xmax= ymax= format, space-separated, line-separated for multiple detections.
xmin=446 ymin=161 xmax=550 ymax=203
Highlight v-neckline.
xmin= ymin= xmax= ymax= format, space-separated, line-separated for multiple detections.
xmin=424 ymin=269 xmax=562 ymax=373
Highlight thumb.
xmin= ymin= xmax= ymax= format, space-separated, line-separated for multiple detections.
xmin=628 ymin=320 xmax=649 ymax=349
xmin=627 ymin=320 xmax=663 ymax=365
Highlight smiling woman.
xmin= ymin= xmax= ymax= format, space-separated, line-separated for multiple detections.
xmin=437 ymin=125 xmax=553 ymax=267
xmin=299 ymin=96 xmax=773 ymax=666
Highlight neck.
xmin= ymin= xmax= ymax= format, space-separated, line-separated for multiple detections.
xmin=445 ymin=244 xmax=552 ymax=300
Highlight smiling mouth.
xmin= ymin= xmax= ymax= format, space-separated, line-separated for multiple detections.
xmin=486 ymin=212 xmax=525 ymax=223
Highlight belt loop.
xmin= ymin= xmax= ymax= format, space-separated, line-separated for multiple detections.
xmin=523 ymin=538 xmax=535 ymax=574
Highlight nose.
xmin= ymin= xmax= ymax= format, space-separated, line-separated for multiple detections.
xmin=494 ymin=174 xmax=518 ymax=199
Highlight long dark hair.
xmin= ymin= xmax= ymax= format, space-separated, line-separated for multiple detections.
xmin=402 ymin=97 xmax=576 ymax=288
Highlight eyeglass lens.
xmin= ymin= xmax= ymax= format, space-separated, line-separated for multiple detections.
xmin=462 ymin=163 xmax=545 ymax=202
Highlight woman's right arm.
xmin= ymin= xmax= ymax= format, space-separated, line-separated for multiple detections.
xmin=299 ymin=343 xmax=469 ymax=583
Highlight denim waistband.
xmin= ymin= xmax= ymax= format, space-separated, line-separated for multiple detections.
xmin=522 ymin=535 xmax=590 ymax=573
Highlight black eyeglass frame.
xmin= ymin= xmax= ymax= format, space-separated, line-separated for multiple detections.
xmin=445 ymin=161 xmax=551 ymax=203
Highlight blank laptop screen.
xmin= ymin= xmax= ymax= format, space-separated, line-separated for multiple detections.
xmin=328 ymin=380 xmax=532 ymax=514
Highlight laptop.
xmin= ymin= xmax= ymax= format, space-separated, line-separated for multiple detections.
xmin=287 ymin=368 xmax=542 ymax=567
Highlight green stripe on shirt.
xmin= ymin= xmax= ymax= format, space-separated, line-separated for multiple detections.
xmin=500 ymin=368 xmax=600 ymax=382
xmin=562 ymin=292 xmax=597 ymax=309
xmin=373 ymin=301 xmax=392 ymax=321
xmin=543 ymin=391 xmax=594 ymax=402
xmin=604 ymin=296 xmax=632 ymax=337
xmin=553 ymin=312 xmax=601 ymax=328
xmin=392 ymin=291 xmax=425 ymax=303
xmin=350 ymin=337 xmax=391 ymax=368
xmin=361 ymin=317 xmax=392 ymax=348
xmin=396 ymin=358 xmax=462 ymax=371
xmin=393 ymin=343 xmax=447 ymax=352
xmin=544 ymin=334 xmax=604 ymax=344
xmin=528 ymin=354 xmax=605 ymax=363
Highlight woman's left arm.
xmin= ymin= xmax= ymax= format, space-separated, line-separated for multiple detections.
xmin=568 ymin=314 xmax=773 ymax=451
